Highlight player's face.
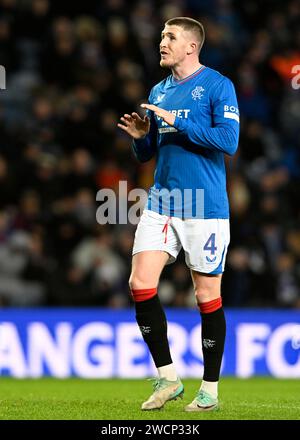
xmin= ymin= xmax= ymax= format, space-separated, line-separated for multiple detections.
xmin=159 ymin=25 xmax=192 ymax=68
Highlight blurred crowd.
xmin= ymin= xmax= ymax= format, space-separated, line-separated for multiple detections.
xmin=0 ymin=0 xmax=299 ymax=308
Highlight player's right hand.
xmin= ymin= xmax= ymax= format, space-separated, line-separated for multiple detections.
xmin=118 ymin=112 xmax=150 ymax=139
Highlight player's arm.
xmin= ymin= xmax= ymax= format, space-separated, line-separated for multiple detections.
xmin=174 ymin=78 xmax=240 ymax=156
xmin=140 ymin=79 xmax=239 ymax=156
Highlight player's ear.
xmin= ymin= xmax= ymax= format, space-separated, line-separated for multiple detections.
xmin=187 ymin=42 xmax=197 ymax=55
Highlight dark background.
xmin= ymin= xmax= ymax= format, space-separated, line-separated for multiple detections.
xmin=0 ymin=0 xmax=299 ymax=309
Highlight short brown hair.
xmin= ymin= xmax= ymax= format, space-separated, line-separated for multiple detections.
xmin=165 ymin=17 xmax=205 ymax=53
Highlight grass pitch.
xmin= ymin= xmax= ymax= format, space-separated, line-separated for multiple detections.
xmin=0 ymin=377 xmax=299 ymax=420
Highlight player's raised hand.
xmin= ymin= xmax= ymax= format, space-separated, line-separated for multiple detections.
xmin=140 ymin=104 xmax=175 ymax=126
xmin=118 ymin=112 xmax=150 ymax=139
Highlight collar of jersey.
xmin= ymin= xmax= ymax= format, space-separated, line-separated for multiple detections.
xmin=171 ymin=65 xmax=206 ymax=85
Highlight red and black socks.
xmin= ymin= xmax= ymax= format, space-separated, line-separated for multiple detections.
xmin=132 ymin=289 xmax=173 ymax=368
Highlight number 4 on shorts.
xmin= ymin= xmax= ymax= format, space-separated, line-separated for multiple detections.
xmin=204 ymin=233 xmax=217 ymax=255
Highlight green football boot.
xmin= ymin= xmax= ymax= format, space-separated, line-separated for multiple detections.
xmin=185 ymin=389 xmax=219 ymax=412
xmin=141 ymin=377 xmax=184 ymax=410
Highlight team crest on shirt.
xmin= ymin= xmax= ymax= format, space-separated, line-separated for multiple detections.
xmin=191 ymin=86 xmax=205 ymax=100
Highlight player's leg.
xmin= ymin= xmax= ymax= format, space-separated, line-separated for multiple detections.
xmin=129 ymin=210 xmax=183 ymax=410
xmin=129 ymin=250 xmax=174 ymax=373
xmin=175 ymin=217 xmax=229 ymax=411
xmin=185 ymin=271 xmax=224 ymax=411
xmin=129 ymin=251 xmax=183 ymax=410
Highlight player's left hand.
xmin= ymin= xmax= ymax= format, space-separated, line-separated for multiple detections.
xmin=141 ymin=103 xmax=175 ymax=126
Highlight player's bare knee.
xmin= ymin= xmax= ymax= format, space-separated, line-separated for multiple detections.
xmin=195 ymin=289 xmax=219 ymax=304
xmin=129 ymin=274 xmax=152 ymax=291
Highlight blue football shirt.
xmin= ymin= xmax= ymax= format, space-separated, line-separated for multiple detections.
xmin=133 ymin=65 xmax=240 ymax=219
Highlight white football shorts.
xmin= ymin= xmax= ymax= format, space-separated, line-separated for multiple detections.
xmin=132 ymin=209 xmax=230 ymax=274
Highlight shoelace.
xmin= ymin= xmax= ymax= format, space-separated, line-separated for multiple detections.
xmin=148 ymin=377 xmax=168 ymax=392
xmin=196 ymin=390 xmax=214 ymax=404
